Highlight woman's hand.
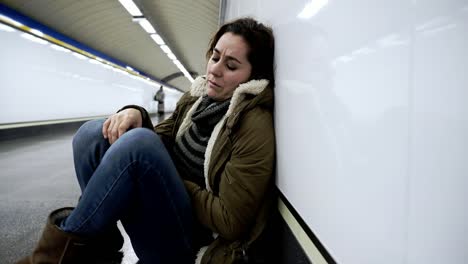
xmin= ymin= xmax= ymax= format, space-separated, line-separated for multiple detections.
xmin=102 ymin=108 xmax=142 ymax=144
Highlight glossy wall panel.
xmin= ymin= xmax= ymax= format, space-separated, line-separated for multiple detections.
xmin=408 ymin=1 xmax=468 ymax=263
xmin=225 ymin=0 xmax=468 ymax=263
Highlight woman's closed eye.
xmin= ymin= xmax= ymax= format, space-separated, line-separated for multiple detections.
xmin=212 ymin=56 xmax=237 ymax=71
xmin=226 ymin=64 xmax=237 ymax=70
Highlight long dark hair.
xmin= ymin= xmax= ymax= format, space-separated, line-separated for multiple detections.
xmin=206 ymin=17 xmax=275 ymax=87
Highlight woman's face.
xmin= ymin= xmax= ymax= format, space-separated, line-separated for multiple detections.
xmin=206 ymin=32 xmax=252 ymax=101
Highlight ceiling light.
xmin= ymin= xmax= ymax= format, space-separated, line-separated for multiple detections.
xmin=160 ymin=45 xmax=172 ymax=54
xmin=118 ymin=5 xmax=193 ymax=84
xmin=173 ymin=61 xmax=185 ymax=71
xmin=167 ymin=53 xmax=177 ymax=60
xmin=182 ymin=69 xmax=190 ymax=77
xmin=183 ymin=70 xmax=194 ymax=82
xmin=138 ymin=19 xmax=156 ymax=34
xmin=150 ymin=34 xmax=165 ymax=45
xmin=118 ymin=0 xmax=143 ymax=16
xmin=176 ymin=65 xmax=185 ymax=72
xmin=175 ymin=63 xmax=184 ymax=70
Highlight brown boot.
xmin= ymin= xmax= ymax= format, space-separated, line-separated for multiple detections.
xmin=16 ymin=207 xmax=95 ymax=264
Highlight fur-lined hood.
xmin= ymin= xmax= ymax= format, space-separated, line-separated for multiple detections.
xmin=176 ymin=75 xmax=272 ymax=142
xmin=188 ymin=75 xmax=272 ymax=117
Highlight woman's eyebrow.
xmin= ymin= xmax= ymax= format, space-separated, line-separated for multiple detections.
xmin=213 ymin=48 xmax=242 ymax=64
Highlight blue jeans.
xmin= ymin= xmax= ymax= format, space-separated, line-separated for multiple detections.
xmin=60 ymin=119 xmax=194 ymax=263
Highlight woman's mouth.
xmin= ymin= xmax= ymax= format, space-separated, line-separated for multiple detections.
xmin=208 ymin=80 xmax=220 ymax=88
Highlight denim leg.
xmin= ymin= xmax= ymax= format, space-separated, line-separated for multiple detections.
xmin=72 ymin=119 xmax=110 ymax=192
xmin=63 ymin=123 xmax=194 ymax=263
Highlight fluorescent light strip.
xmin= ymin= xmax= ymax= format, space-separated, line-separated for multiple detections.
xmin=172 ymin=59 xmax=193 ymax=82
xmin=160 ymin=45 xmax=172 ymax=54
xmin=118 ymin=0 xmax=193 ymax=82
xmin=118 ymin=0 xmax=143 ymax=16
xmin=138 ymin=19 xmax=156 ymax=34
xmin=167 ymin=52 xmax=177 ymax=60
xmin=176 ymin=64 xmax=185 ymax=71
xmin=150 ymin=34 xmax=165 ymax=45
xmin=169 ymin=55 xmax=193 ymax=82
xmin=164 ymin=49 xmax=193 ymax=82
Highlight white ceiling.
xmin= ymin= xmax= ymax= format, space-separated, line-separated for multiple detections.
xmin=0 ymin=0 xmax=221 ymax=92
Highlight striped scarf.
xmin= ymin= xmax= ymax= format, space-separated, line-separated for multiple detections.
xmin=173 ymin=96 xmax=230 ymax=186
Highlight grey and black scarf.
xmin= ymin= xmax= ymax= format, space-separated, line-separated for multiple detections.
xmin=173 ymin=96 xmax=230 ymax=186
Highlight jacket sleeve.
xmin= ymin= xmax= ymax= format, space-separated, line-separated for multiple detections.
xmin=117 ymin=105 xmax=154 ymax=130
xmin=184 ymin=109 xmax=275 ymax=240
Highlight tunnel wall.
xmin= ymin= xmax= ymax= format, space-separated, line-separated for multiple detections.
xmin=0 ymin=5 xmax=182 ymax=126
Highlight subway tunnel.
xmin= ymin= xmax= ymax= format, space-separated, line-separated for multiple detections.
xmin=1 ymin=1 xmax=467 ymax=264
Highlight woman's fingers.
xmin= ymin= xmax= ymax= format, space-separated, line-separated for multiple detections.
xmin=102 ymin=118 xmax=111 ymax=139
xmin=118 ymin=119 xmax=130 ymax=139
xmin=102 ymin=115 xmax=119 ymax=144
xmin=102 ymin=109 xmax=142 ymax=144
xmin=109 ymin=118 xmax=119 ymax=144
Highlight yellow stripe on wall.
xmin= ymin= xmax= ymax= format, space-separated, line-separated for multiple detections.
xmin=278 ymin=198 xmax=329 ymax=264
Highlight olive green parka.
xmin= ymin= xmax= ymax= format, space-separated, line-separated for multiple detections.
xmin=144 ymin=76 xmax=276 ymax=264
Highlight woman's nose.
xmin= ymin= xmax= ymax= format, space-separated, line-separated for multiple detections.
xmin=209 ymin=61 xmax=222 ymax=77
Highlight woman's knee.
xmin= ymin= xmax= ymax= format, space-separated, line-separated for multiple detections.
xmin=118 ymin=128 xmax=162 ymax=151
xmin=73 ymin=119 xmax=106 ymax=150
xmin=109 ymin=128 xmax=169 ymax=163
